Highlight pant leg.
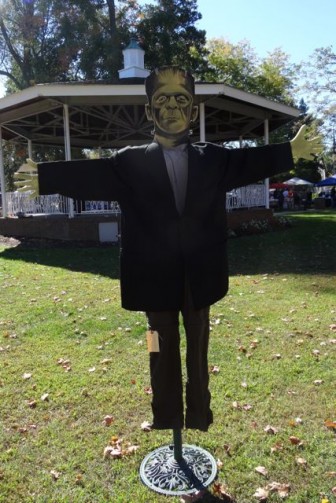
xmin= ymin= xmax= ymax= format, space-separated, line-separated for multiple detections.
xmin=182 ymin=287 xmax=213 ymax=431
xmin=146 ymin=310 xmax=184 ymax=429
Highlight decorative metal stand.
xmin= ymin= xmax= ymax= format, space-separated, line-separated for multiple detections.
xmin=140 ymin=429 xmax=217 ymax=496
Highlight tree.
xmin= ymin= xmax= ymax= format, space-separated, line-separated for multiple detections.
xmin=204 ymin=38 xmax=258 ymax=89
xmin=0 ymin=0 xmax=141 ymax=91
xmin=0 ymin=0 xmax=82 ymax=90
xmin=136 ymin=0 xmax=208 ymax=76
xmin=204 ymin=38 xmax=297 ymax=106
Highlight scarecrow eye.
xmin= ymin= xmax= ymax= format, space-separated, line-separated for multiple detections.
xmin=176 ymin=95 xmax=190 ymax=106
xmin=155 ymin=95 xmax=168 ymax=105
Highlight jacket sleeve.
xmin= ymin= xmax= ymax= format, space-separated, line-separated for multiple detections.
xmin=223 ymin=142 xmax=293 ymax=191
xmin=38 ymin=152 xmax=122 ymax=201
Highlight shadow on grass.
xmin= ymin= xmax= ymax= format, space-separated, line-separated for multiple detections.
xmin=0 ymin=240 xmax=120 ymax=279
xmin=1 ymin=212 xmax=335 ymax=279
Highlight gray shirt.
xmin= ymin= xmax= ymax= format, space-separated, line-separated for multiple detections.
xmin=162 ymin=143 xmax=188 ymax=214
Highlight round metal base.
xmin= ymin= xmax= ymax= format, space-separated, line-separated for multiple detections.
xmin=140 ymin=443 xmax=217 ymax=496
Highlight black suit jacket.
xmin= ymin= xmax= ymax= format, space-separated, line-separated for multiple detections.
xmin=38 ymin=141 xmax=293 ymax=310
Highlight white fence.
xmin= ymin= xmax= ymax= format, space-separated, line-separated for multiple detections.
xmin=5 ymin=184 xmax=266 ymax=217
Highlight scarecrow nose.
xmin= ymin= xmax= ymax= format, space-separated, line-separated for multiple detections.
xmin=167 ymin=96 xmax=178 ymax=108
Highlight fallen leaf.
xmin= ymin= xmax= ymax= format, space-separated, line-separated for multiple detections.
xmin=324 ymin=420 xmax=336 ymax=430
xmin=217 ymin=458 xmax=223 ymax=469
xmin=296 ymin=457 xmax=308 ymax=467
xmin=332 ymin=487 xmax=336 ymax=495
xmin=267 ymin=482 xmax=291 ymax=498
xmin=289 ymin=436 xmax=304 ymax=446
xmin=141 ymin=421 xmax=152 ymax=432
xmin=144 ymin=386 xmax=152 ymax=395
xmin=210 ymin=365 xmax=220 ymax=374
xmin=271 ymin=442 xmax=283 ymax=453
xmin=223 ymin=444 xmax=231 ymax=456
xmin=41 ymin=393 xmax=49 ymax=402
xmin=103 ymin=446 xmax=122 ymax=459
xmin=50 ymin=470 xmax=61 ymax=480
xmin=253 ymin=487 xmax=269 ymax=501
xmin=255 ymin=466 xmax=268 ymax=476
xmin=23 ymin=372 xmax=32 ymax=380
xmin=264 ymin=425 xmax=278 ymax=435
xmin=27 ymin=400 xmax=37 ymax=409
xmin=213 ymin=483 xmax=235 ymax=501
xmin=102 ymin=415 xmax=114 ymax=426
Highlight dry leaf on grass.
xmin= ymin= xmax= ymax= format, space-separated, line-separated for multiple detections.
xmin=102 ymin=415 xmax=114 ymax=426
xmin=253 ymin=487 xmax=269 ymax=501
xmin=324 ymin=420 xmax=336 ymax=430
xmin=268 ymin=481 xmax=291 ymax=498
xmin=213 ymin=482 xmax=235 ymax=501
xmin=264 ymin=425 xmax=278 ymax=435
xmin=140 ymin=421 xmax=152 ymax=432
xmin=103 ymin=436 xmax=139 ymax=459
xmin=255 ymin=466 xmax=268 ymax=476
xmin=296 ymin=457 xmax=308 ymax=467
xmin=289 ymin=436 xmax=304 ymax=446
xmin=50 ymin=470 xmax=61 ymax=480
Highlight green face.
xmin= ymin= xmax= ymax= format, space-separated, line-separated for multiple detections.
xmin=146 ymin=70 xmax=198 ymax=145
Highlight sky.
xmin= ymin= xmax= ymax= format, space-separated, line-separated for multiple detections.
xmin=0 ymin=0 xmax=335 ymax=96
xmin=194 ymin=0 xmax=335 ymax=64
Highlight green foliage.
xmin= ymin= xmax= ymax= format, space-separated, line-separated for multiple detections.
xmin=204 ymin=38 xmax=297 ymax=106
xmin=137 ymin=0 xmax=208 ymax=75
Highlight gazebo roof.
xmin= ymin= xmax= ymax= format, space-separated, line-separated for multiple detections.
xmin=0 ymin=79 xmax=300 ymax=148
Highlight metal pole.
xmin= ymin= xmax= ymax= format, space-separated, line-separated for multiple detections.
xmin=63 ymin=104 xmax=74 ymax=218
xmin=199 ymin=102 xmax=206 ymax=142
xmin=264 ymin=118 xmax=270 ymax=209
xmin=173 ymin=429 xmax=183 ymax=461
xmin=28 ymin=139 xmax=33 ymax=160
xmin=0 ymin=127 xmax=8 ymax=218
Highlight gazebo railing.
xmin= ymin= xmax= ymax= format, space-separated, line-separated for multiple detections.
xmin=7 ymin=192 xmax=70 ymax=216
xmin=5 ymin=184 xmax=266 ymax=217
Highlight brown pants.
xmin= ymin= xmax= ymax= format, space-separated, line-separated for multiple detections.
xmin=146 ymin=284 xmax=212 ymax=431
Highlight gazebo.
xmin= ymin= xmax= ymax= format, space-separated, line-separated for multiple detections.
xmin=0 ymin=41 xmax=300 ymax=240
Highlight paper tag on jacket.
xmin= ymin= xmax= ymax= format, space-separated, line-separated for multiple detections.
xmin=146 ymin=330 xmax=160 ymax=352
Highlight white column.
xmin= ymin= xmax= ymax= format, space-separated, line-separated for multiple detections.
xmin=28 ymin=139 xmax=33 ymax=160
xmin=0 ymin=127 xmax=8 ymax=218
xmin=264 ymin=119 xmax=270 ymax=209
xmin=199 ymin=102 xmax=206 ymax=142
xmin=63 ymin=104 xmax=74 ymax=218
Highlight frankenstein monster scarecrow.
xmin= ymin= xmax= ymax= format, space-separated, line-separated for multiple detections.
xmin=15 ymin=66 xmax=320 ymax=432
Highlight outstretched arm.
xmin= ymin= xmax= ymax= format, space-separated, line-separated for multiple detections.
xmin=14 ymin=155 xmax=120 ymax=201
xmin=290 ymin=125 xmax=323 ymax=162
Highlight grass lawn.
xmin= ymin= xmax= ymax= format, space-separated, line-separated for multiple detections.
xmin=0 ymin=211 xmax=335 ymax=503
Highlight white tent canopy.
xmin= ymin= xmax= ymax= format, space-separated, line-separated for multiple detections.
xmin=284 ymin=177 xmax=314 ymax=186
